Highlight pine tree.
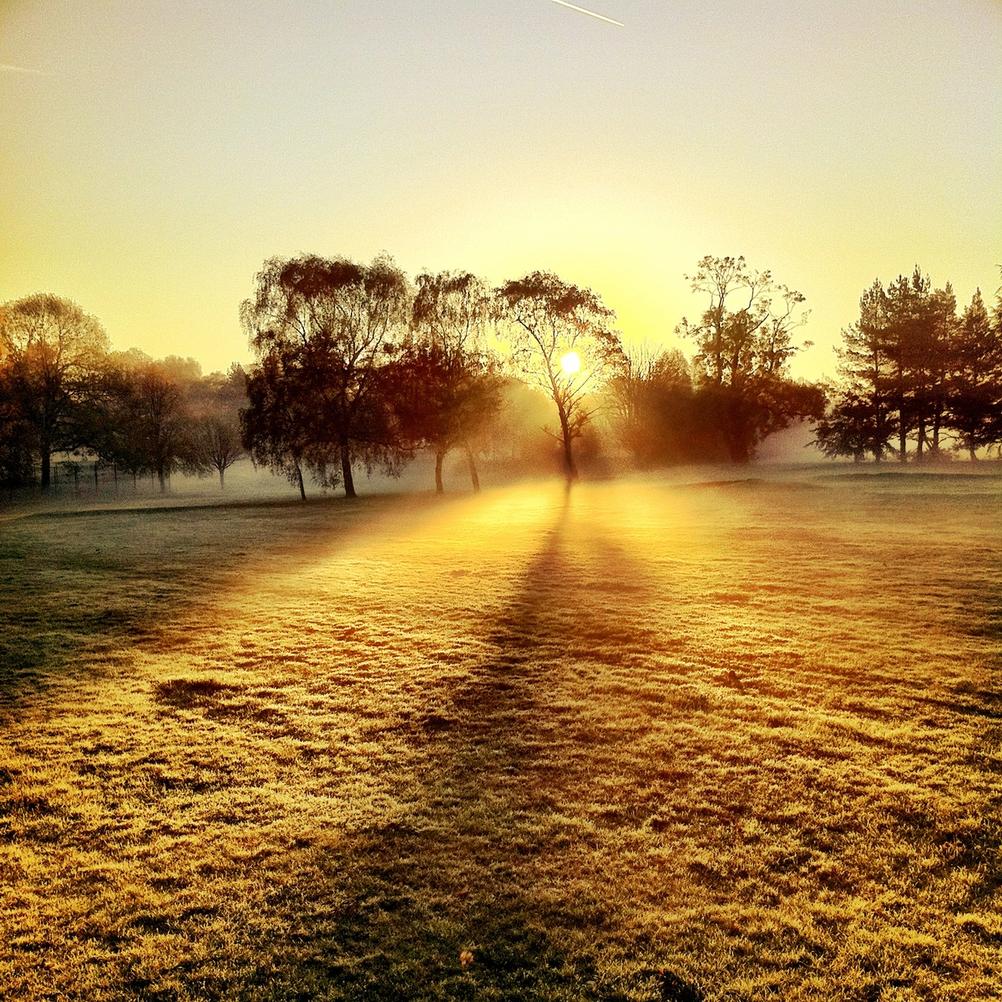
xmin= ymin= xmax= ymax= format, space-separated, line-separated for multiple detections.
xmin=949 ymin=289 xmax=1002 ymax=459
xmin=830 ymin=280 xmax=894 ymax=460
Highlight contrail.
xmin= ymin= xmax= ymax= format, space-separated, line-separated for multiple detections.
xmin=0 ymin=63 xmax=47 ymax=75
xmin=550 ymin=0 xmax=624 ymax=28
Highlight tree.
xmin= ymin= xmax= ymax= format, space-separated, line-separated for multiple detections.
xmin=189 ymin=367 xmax=246 ymax=489
xmin=813 ymin=387 xmax=876 ymax=462
xmin=0 ymin=365 xmax=34 ymax=488
xmin=495 ymin=271 xmax=624 ymax=482
xmin=676 ymin=256 xmax=819 ymax=462
xmin=949 ymin=289 xmax=1002 ymax=459
xmin=879 ymin=269 xmax=958 ymax=461
xmin=394 ymin=271 xmax=501 ymax=493
xmin=132 ymin=362 xmax=194 ymax=492
xmin=0 ymin=294 xmax=109 ymax=489
xmin=825 ymin=267 xmax=1002 ymax=463
xmin=920 ymin=284 xmax=959 ymax=458
xmin=242 ymin=353 xmax=316 ymax=499
xmin=73 ymin=350 xmax=159 ymax=488
xmin=192 ymin=415 xmax=243 ymax=488
xmin=824 ymin=281 xmax=896 ymax=461
xmin=241 ymin=254 xmax=410 ymax=498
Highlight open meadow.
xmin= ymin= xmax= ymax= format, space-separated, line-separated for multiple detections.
xmin=1 ymin=469 xmax=1000 ymax=1001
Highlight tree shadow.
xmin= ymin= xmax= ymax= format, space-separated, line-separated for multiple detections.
xmin=1 ymin=485 xmax=710 ymax=1000
xmin=260 ymin=492 xmax=701 ymax=1000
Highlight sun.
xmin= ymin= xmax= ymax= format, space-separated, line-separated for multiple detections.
xmin=560 ymin=351 xmax=581 ymax=375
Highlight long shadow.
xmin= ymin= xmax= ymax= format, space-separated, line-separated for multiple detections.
xmin=4 ymin=488 xmax=636 ymax=998
xmin=259 ymin=477 xmax=1002 ymax=1002
xmin=260 ymin=491 xmax=701 ymax=1001
xmin=308 ymin=495 xmax=580 ymax=998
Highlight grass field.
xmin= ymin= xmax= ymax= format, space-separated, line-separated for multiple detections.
xmin=1 ymin=469 xmax=1000 ymax=1001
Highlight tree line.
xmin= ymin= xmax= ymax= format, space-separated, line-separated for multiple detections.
xmin=236 ymin=252 xmax=823 ymax=495
xmin=815 ymin=267 xmax=1002 ymax=462
xmin=238 ymin=256 xmax=635 ymax=497
xmin=2 ymin=256 xmax=999 ymax=497
xmin=0 ymin=294 xmax=245 ymax=492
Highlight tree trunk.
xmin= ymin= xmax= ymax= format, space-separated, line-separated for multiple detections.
xmin=340 ymin=441 xmax=356 ymax=499
xmin=93 ymin=462 xmax=99 ymax=489
xmin=969 ymin=443 xmax=977 ymax=462
xmin=157 ymin=464 xmax=166 ymax=493
xmin=465 ymin=444 xmax=480 ymax=494
xmin=434 ymin=450 xmax=445 ymax=494
xmin=898 ymin=418 xmax=907 ymax=462
xmin=40 ymin=449 xmax=51 ymax=491
xmin=295 ymin=462 xmax=306 ymax=500
xmin=218 ymin=468 xmax=225 ymax=490
xmin=560 ymin=418 xmax=578 ymax=483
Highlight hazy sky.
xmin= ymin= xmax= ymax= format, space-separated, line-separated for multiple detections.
xmin=2 ymin=0 xmax=1000 ymax=377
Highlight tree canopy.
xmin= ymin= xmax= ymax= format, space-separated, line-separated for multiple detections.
xmin=676 ymin=256 xmax=821 ymax=462
xmin=240 ymin=253 xmax=410 ymax=497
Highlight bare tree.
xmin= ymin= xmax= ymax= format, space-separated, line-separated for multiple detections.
xmin=495 ymin=272 xmax=623 ymax=482
xmin=607 ymin=345 xmax=693 ymax=465
xmin=193 ymin=415 xmax=243 ymax=488
xmin=188 ymin=367 xmax=246 ymax=488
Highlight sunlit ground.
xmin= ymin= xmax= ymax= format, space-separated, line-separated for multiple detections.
xmin=1 ymin=471 xmax=999 ymax=1000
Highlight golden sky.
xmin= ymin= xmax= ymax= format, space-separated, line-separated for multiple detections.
xmin=2 ymin=0 xmax=1000 ymax=378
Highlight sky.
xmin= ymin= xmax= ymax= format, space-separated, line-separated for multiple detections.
xmin=1 ymin=0 xmax=1000 ymax=379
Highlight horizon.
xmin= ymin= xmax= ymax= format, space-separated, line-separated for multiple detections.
xmin=2 ymin=0 xmax=1000 ymax=378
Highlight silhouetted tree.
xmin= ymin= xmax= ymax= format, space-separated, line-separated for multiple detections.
xmin=920 ymin=285 xmax=959 ymax=458
xmin=0 ymin=365 xmax=34 ymax=488
xmin=495 ymin=271 xmax=624 ymax=481
xmin=677 ymin=256 xmax=820 ymax=462
xmin=949 ymin=288 xmax=1002 ymax=459
xmin=241 ymin=254 xmax=410 ymax=498
xmin=0 ymin=294 xmax=109 ymax=489
xmin=813 ymin=387 xmax=875 ymax=462
xmin=395 ymin=271 xmax=501 ymax=492
xmin=827 ymin=280 xmax=896 ymax=461
xmin=879 ymin=271 xmax=957 ymax=461
xmin=825 ymin=267 xmax=1002 ymax=462
xmin=192 ymin=414 xmax=242 ymax=488
xmin=242 ymin=352 xmax=317 ymax=499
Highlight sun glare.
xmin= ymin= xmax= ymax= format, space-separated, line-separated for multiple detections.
xmin=560 ymin=351 xmax=581 ymax=375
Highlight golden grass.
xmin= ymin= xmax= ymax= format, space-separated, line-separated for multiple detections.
xmin=0 ymin=473 xmax=999 ymax=1000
